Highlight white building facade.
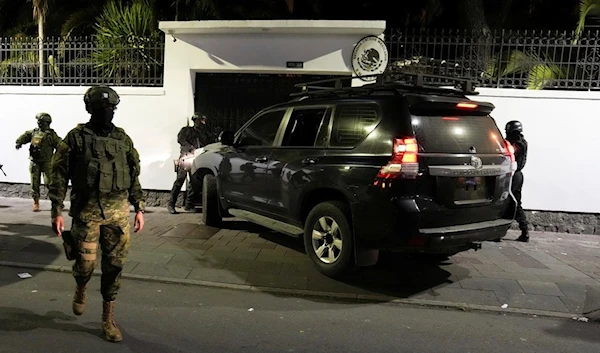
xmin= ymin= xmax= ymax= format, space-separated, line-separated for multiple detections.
xmin=1 ymin=20 xmax=600 ymax=215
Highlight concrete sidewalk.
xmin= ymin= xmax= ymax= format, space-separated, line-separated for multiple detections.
xmin=1 ymin=197 xmax=600 ymax=318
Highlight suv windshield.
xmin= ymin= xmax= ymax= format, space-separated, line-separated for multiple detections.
xmin=412 ymin=115 xmax=505 ymax=154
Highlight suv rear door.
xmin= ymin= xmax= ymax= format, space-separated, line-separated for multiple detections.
xmin=265 ymin=105 xmax=332 ymax=222
xmin=408 ymin=96 xmax=514 ymax=228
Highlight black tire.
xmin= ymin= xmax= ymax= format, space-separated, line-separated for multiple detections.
xmin=303 ymin=201 xmax=354 ymax=278
xmin=202 ymin=174 xmax=222 ymax=227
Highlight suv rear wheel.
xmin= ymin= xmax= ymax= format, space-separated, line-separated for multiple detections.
xmin=202 ymin=174 xmax=222 ymax=227
xmin=304 ymin=201 xmax=354 ymax=278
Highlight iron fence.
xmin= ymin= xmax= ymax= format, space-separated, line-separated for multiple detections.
xmin=385 ymin=28 xmax=600 ymax=90
xmin=0 ymin=35 xmax=164 ymax=86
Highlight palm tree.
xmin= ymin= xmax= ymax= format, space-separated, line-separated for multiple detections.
xmin=92 ymin=0 xmax=162 ymax=84
xmin=32 ymin=0 xmax=50 ymax=85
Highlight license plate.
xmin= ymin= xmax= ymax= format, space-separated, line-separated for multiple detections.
xmin=453 ymin=176 xmax=487 ymax=201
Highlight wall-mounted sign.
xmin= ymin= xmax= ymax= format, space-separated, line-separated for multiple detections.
xmin=286 ymin=61 xmax=304 ymax=68
xmin=351 ymin=36 xmax=389 ymax=81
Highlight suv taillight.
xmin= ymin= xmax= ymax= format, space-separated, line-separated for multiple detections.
xmin=376 ymin=138 xmax=419 ymax=180
xmin=504 ymin=139 xmax=517 ymax=172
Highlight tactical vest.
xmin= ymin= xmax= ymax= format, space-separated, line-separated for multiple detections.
xmin=72 ymin=125 xmax=132 ymax=194
xmin=29 ymin=129 xmax=46 ymax=161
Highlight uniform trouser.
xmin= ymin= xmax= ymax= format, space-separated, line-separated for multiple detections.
xmin=29 ymin=161 xmax=51 ymax=200
xmin=71 ymin=210 xmax=131 ymax=302
xmin=511 ymin=171 xmax=528 ymax=231
xmin=169 ymin=167 xmax=195 ymax=208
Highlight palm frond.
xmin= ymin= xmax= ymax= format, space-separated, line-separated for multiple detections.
xmin=60 ymin=5 xmax=105 ymax=37
xmin=91 ymin=0 xmax=161 ymax=81
xmin=527 ymin=64 xmax=566 ymax=90
xmin=502 ymin=50 xmax=543 ymax=76
xmin=575 ymin=0 xmax=600 ymax=41
xmin=184 ymin=0 xmax=221 ymax=19
xmin=32 ymin=0 xmax=51 ymax=20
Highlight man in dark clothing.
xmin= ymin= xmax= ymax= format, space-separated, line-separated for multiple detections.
xmin=506 ymin=120 xmax=529 ymax=242
xmin=167 ymin=113 xmax=214 ymax=214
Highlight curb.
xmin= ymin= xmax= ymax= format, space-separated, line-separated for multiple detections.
xmin=0 ymin=260 xmax=583 ymax=321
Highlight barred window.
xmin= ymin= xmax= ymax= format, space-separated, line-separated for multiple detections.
xmin=330 ymin=104 xmax=380 ymax=147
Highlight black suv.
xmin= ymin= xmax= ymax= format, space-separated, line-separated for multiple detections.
xmin=190 ymin=73 xmax=518 ymax=278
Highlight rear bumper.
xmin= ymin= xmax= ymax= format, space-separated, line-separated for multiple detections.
xmin=419 ymin=219 xmax=512 ymax=249
xmin=352 ymin=198 xmax=513 ymax=252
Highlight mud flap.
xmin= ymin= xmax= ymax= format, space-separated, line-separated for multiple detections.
xmin=350 ymin=206 xmax=379 ymax=267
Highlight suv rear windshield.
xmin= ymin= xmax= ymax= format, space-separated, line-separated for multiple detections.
xmin=411 ymin=115 xmax=505 ymax=154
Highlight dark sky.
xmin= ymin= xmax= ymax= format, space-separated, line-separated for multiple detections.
xmin=293 ymin=0 xmax=584 ymax=31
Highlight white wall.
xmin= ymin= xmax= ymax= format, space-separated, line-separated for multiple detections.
xmin=3 ymin=85 xmax=599 ymax=214
xmin=476 ymin=88 xmax=600 ymax=214
xmin=0 ymin=86 xmax=181 ymax=191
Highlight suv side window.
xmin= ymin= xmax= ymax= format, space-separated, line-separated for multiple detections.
xmin=237 ymin=110 xmax=286 ymax=147
xmin=281 ymin=107 xmax=330 ymax=147
xmin=330 ymin=103 xmax=380 ymax=147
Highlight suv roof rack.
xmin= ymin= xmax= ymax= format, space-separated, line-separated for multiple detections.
xmin=290 ymin=71 xmax=480 ymax=99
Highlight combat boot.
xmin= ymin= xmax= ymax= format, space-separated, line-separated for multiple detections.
xmin=102 ymin=300 xmax=123 ymax=342
xmin=167 ymin=204 xmax=178 ymax=214
xmin=517 ymin=228 xmax=530 ymax=242
xmin=72 ymin=283 xmax=87 ymax=315
xmin=32 ymin=198 xmax=40 ymax=212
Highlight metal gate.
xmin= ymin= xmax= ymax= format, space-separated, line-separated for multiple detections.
xmin=194 ymin=73 xmax=344 ymax=135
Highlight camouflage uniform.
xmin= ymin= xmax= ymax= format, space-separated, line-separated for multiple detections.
xmin=49 ymin=85 xmax=145 ymax=343
xmin=15 ymin=113 xmax=61 ymax=211
xmin=167 ymin=114 xmax=214 ymax=214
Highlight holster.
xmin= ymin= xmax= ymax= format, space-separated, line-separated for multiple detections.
xmin=61 ymin=230 xmax=77 ymax=261
xmin=173 ymin=159 xmax=180 ymax=173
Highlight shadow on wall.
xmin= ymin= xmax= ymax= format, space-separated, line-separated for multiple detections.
xmin=178 ymin=33 xmax=355 ymax=70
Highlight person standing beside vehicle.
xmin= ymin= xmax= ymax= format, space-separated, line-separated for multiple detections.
xmin=505 ymin=120 xmax=529 ymax=242
xmin=49 ymin=85 xmax=145 ymax=343
xmin=15 ymin=113 xmax=62 ymax=212
xmin=167 ymin=113 xmax=214 ymax=214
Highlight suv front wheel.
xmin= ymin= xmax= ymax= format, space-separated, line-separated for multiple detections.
xmin=304 ymin=201 xmax=354 ymax=278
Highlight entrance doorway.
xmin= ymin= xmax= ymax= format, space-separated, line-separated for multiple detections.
xmin=194 ymin=73 xmax=347 ymax=135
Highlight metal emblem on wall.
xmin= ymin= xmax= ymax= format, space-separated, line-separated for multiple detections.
xmin=351 ymin=36 xmax=389 ymax=81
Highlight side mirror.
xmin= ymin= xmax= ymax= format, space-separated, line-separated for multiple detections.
xmin=219 ymin=130 xmax=235 ymax=146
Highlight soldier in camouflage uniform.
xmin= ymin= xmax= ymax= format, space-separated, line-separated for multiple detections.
xmin=49 ymin=85 xmax=145 ymax=343
xmin=167 ymin=113 xmax=215 ymax=214
xmin=15 ymin=113 xmax=62 ymax=211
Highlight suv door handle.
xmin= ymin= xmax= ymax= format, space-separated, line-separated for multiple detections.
xmin=255 ymin=156 xmax=268 ymax=163
xmin=302 ymin=158 xmax=318 ymax=165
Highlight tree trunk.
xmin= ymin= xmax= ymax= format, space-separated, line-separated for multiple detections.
xmin=38 ymin=16 xmax=44 ymax=86
xmin=458 ymin=0 xmax=490 ymax=35
xmin=285 ymin=0 xmax=294 ymax=13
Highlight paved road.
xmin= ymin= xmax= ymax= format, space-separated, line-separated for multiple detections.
xmin=2 ymin=197 xmax=600 ymax=316
xmin=0 ymin=267 xmax=599 ymax=353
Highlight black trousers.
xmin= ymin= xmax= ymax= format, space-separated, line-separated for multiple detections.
xmin=169 ymin=167 xmax=195 ymax=208
xmin=511 ymin=171 xmax=528 ymax=231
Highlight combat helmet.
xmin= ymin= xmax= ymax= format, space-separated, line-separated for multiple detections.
xmin=35 ymin=112 xmax=52 ymax=124
xmin=505 ymin=120 xmax=523 ymax=134
xmin=84 ymin=85 xmax=120 ymax=113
